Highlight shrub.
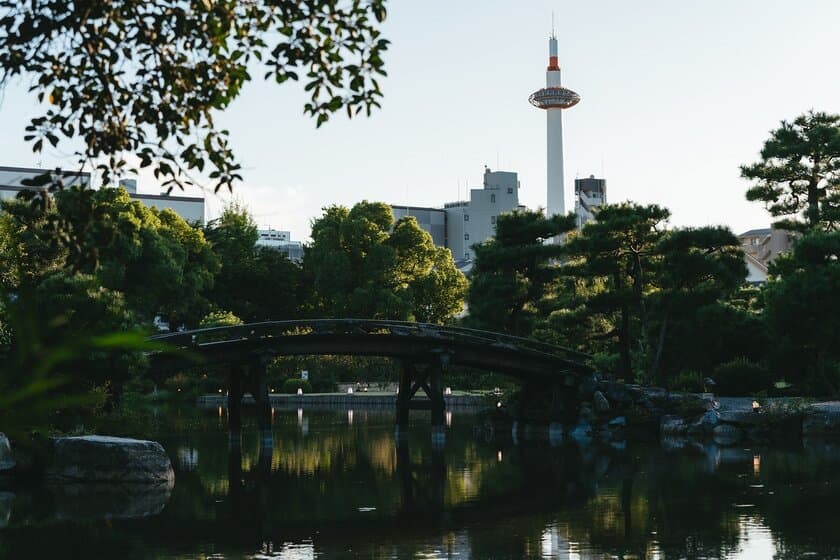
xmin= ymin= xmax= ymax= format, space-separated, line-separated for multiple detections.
xmin=670 ymin=370 xmax=704 ymax=393
xmin=712 ymin=358 xmax=773 ymax=396
xmin=281 ymin=378 xmax=312 ymax=394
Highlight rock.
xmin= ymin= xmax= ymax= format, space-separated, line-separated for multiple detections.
xmin=0 ymin=433 xmax=14 ymax=473
xmin=660 ymin=415 xmax=688 ymax=436
xmin=608 ymin=416 xmax=627 ymax=428
xmin=579 ymin=403 xmax=595 ymax=422
xmin=48 ymin=436 xmax=174 ymax=484
xmin=690 ymin=409 xmax=720 ymax=433
xmin=802 ymin=411 xmax=840 ymax=435
xmin=605 ymin=382 xmax=633 ymax=404
xmin=712 ymin=424 xmax=743 ymax=446
xmin=568 ymin=422 xmax=593 ymax=444
xmin=577 ymin=374 xmax=598 ymax=399
xmin=593 ymin=391 xmax=611 ymax=413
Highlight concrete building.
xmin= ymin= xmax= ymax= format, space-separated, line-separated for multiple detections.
xmin=529 ymin=29 xmax=580 ymax=218
xmin=390 ymin=167 xmax=522 ymax=263
xmin=256 ymin=228 xmax=304 ymax=262
xmin=574 ymin=175 xmax=607 ymax=228
xmin=0 ymin=166 xmax=206 ymax=224
xmin=738 ymin=227 xmax=794 ymax=284
xmin=391 ymin=205 xmax=447 ymax=247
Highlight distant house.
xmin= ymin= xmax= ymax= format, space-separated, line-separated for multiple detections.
xmin=738 ymin=227 xmax=794 ymax=284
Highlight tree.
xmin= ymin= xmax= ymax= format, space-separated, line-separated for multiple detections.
xmin=305 ymin=201 xmax=466 ymax=322
xmin=646 ymin=227 xmax=747 ymax=383
xmin=565 ymin=204 xmax=670 ymax=380
xmin=763 ymin=231 xmax=840 ymax=394
xmin=204 ymin=203 xmax=301 ymax=322
xmin=466 ymin=209 xmax=575 ymax=336
xmin=0 ymin=1 xmax=389 ymax=192
xmin=742 ymin=111 xmax=840 ymax=232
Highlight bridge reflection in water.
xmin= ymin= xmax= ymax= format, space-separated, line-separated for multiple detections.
xmin=149 ymin=319 xmax=594 ymax=444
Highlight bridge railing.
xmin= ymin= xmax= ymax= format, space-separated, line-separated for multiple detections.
xmin=149 ymin=319 xmax=591 ymax=367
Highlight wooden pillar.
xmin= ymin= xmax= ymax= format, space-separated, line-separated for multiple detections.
xmin=396 ymin=360 xmax=413 ymax=430
xmin=251 ymin=355 xmax=272 ymax=438
xmin=228 ymin=364 xmax=242 ymax=443
xmin=429 ymin=360 xmax=445 ymax=428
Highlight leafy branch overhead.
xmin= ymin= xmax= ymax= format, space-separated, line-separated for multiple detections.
xmin=0 ymin=0 xmax=389 ymax=192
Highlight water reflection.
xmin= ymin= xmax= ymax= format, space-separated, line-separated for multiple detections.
xmin=2 ymin=407 xmax=840 ymax=559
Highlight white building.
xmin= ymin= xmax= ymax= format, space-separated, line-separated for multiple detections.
xmin=391 ymin=167 xmax=523 ymax=264
xmin=0 ymin=166 xmax=206 ymax=224
xmin=574 ymin=175 xmax=607 ymax=228
xmin=256 ymin=228 xmax=303 ymax=262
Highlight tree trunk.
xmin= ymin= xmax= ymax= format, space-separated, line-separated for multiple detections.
xmin=646 ymin=300 xmax=671 ymax=386
xmin=614 ymin=270 xmax=632 ymax=381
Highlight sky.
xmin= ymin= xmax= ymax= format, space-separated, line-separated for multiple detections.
xmin=2 ymin=0 xmax=839 ymax=241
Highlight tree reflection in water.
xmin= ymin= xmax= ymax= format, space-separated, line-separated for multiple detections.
xmin=2 ymin=407 xmax=840 ymax=559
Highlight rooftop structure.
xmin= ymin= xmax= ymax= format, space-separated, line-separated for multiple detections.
xmin=529 ymin=28 xmax=580 ymax=218
xmin=256 ymin=228 xmax=303 ymax=262
xmin=574 ymin=175 xmax=607 ymax=228
xmin=0 ymin=166 xmax=206 ymax=224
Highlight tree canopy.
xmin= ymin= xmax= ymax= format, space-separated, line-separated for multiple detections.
xmin=0 ymin=0 xmax=389 ymax=192
xmin=304 ymin=201 xmax=467 ymax=323
xmin=742 ymin=111 xmax=840 ymax=232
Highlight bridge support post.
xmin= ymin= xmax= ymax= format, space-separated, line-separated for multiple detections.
xmin=228 ymin=365 xmax=242 ymax=445
xmin=428 ymin=357 xmax=446 ymax=448
xmin=396 ymin=361 xmax=413 ymax=436
xmin=251 ymin=355 xmax=273 ymax=450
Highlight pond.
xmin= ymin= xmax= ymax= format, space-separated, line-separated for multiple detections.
xmin=2 ymin=404 xmax=840 ymax=559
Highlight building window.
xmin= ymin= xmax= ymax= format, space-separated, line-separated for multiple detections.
xmin=507 ymin=187 xmax=513 ymax=194
xmin=464 ymin=214 xmax=469 ymax=221
xmin=491 ymin=215 xmax=496 ymax=225
xmin=464 ymin=233 xmax=470 ymax=241
xmin=491 ymin=194 xmax=496 ymax=203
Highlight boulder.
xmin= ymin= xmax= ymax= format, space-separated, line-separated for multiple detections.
xmin=604 ymin=382 xmax=633 ymax=405
xmin=48 ymin=436 xmax=174 ymax=484
xmin=577 ymin=374 xmax=599 ymax=399
xmin=608 ymin=416 xmax=627 ymax=428
xmin=593 ymin=391 xmax=611 ymax=413
xmin=802 ymin=411 xmax=840 ymax=435
xmin=660 ymin=415 xmax=688 ymax=436
xmin=568 ymin=422 xmax=593 ymax=444
xmin=0 ymin=433 xmax=14 ymax=473
xmin=712 ymin=424 xmax=743 ymax=446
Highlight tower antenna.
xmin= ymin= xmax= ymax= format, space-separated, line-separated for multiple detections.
xmin=551 ymin=12 xmax=556 ymax=38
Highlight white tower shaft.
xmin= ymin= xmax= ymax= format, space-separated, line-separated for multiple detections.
xmin=546 ymin=37 xmax=564 ymax=217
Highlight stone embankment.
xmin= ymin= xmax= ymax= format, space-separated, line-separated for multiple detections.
xmin=197 ymin=392 xmax=489 ymax=408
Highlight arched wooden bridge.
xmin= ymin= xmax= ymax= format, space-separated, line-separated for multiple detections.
xmin=149 ymin=319 xmax=593 ymax=436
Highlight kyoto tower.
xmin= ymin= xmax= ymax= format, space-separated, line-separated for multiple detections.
xmin=529 ymin=29 xmax=580 ymax=217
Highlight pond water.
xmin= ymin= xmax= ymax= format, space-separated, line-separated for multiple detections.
xmin=2 ymin=405 xmax=840 ymax=559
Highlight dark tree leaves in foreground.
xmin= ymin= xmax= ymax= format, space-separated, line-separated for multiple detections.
xmin=0 ymin=0 xmax=389 ymax=192
xmin=742 ymin=111 xmax=840 ymax=233
xmin=466 ymin=209 xmax=575 ymax=337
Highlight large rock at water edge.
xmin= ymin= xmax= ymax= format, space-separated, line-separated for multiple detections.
xmin=593 ymin=391 xmax=611 ymax=413
xmin=0 ymin=433 xmax=14 ymax=473
xmin=48 ymin=436 xmax=174 ymax=484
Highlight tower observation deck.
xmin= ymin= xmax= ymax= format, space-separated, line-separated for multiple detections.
xmin=530 ymin=31 xmax=579 ymax=218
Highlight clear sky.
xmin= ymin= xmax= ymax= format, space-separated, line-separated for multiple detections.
xmin=2 ymin=0 xmax=839 ymax=240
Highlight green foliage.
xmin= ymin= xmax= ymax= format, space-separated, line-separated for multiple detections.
xmin=467 ymin=209 xmax=575 ymax=336
xmin=305 ymin=201 xmax=466 ymax=322
xmin=669 ymin=370 xmax=704 ymax=393
xmin=199 ymin=310 xmax=244 ymax=329
xmin=742 ymin=110 xmax=840 ymax=232
xmin=763 ymin=231 xmax=840 ymax=394
xmin=281 ymin=378 xmax=313 ymax=394
xmin=713 ymin=358 xmax=774 ymax=396
xmin=0 ymin=0 xmax=389 ymax=193
xmin=204 ymin=203 xmax=301 ymax=322
xmin=564 ymin=203 xmax=670 ymax=379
